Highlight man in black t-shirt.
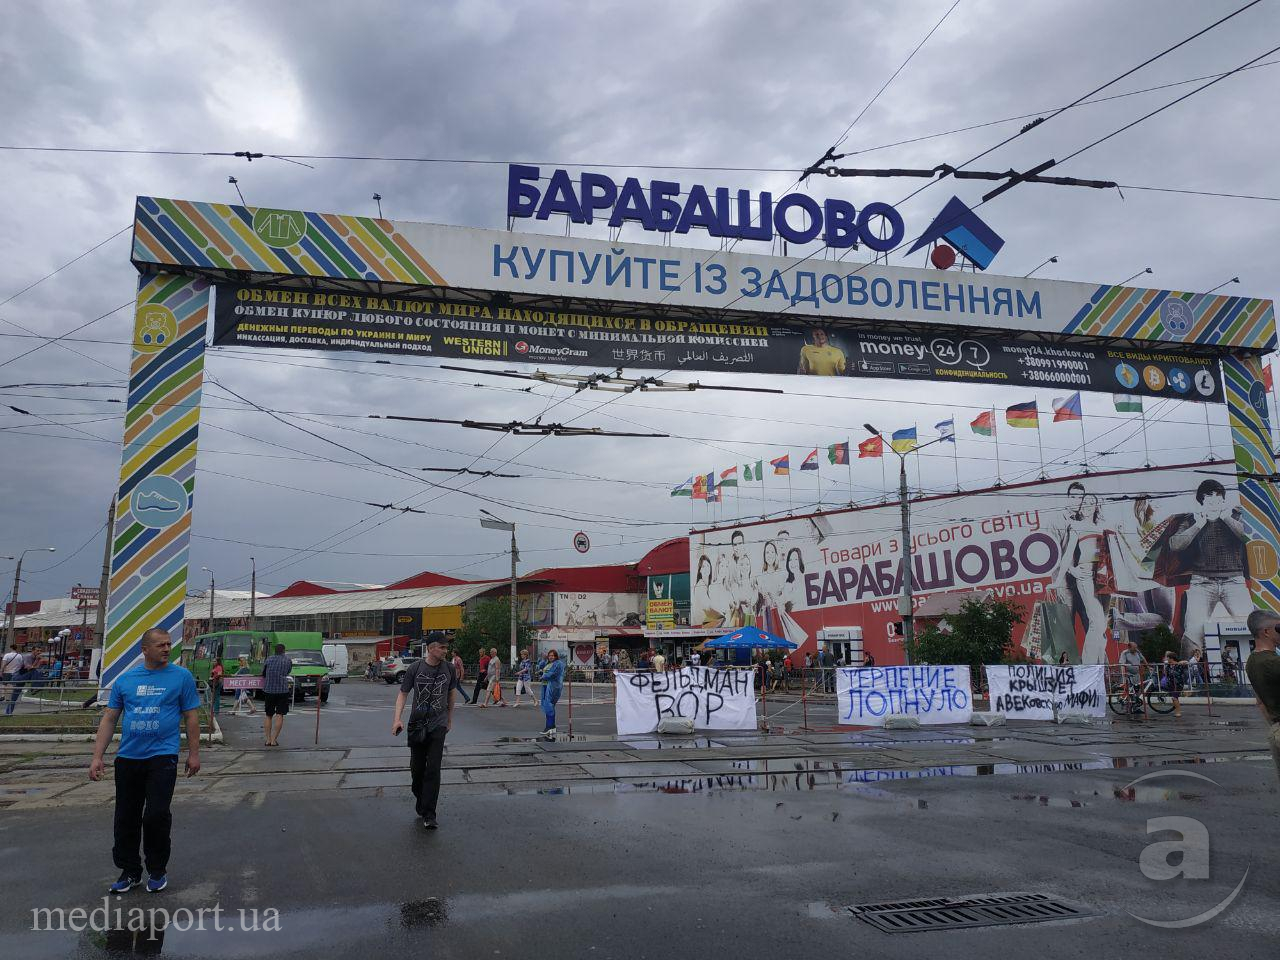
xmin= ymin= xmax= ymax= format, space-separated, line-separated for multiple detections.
xmin=391 ymin=636 xmax=456 ymax=829
xmin=1245 ymin=609 xmax=1280 ymax=783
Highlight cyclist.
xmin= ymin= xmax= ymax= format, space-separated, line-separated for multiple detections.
xmin=1118 ymin=640 xmax=1148 ymax=719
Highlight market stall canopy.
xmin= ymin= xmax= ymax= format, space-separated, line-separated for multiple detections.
xmin=704 ymin=625 xmax=796 ymax=650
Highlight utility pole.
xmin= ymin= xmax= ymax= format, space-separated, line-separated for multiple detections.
xmin=897 ymin=452 xmax=913 ymax=660
xmin=509 ymin=526 xmax=519 ymax=669
xmin=864 ymin=425 xmax=954 ymax=667
xmin=249 ymin=557 xmax=257 ymax=632
xmin=3 ymin=546 xmax=56 ymax=657
xmin=201 ymin=567 xmax=215 ymax=632
xmin=94 ymin=497 xmax=116 ymax=648
xmin=480 ymin=510 xmax=519 ymax=667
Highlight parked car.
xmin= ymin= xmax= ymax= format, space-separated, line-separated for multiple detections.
xmin=322 ymin=643 xmax=348 ymax=683
xmin=380 ymin=654 xmax=420 ymax=684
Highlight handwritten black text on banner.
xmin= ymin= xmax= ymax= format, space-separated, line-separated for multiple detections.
xmin=615 ymin=668 xmax=756 ymax=735
xmin=986 ymin=664 xmax=1106 ymax=719
xmin=837 ymin=666 xmax=972 ymax=726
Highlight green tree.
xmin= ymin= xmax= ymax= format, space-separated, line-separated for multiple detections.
xmin=905 ymin=596 xmax=1025 ymax=672
xmin=1138 ymin=624 xmax=1179 ymax=665
xmin=452 ymin=598 xmax=534 ymax=664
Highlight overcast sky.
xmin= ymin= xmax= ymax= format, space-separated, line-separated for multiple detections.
xmin=1 ymin=0 xmax=1277 ymax=602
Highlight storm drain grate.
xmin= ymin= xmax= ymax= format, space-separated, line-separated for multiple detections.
xmin=847 ymin=893 xmax=1091 ymax=933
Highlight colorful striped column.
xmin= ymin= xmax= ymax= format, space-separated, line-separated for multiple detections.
xmin=1223 ymin=354 xmax=1280 ymax=613
xmin=101 ymin=273 xmax=209 ymax=688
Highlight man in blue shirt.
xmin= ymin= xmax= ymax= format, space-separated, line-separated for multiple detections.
xmin=90 ymin=627 xmax=201 ymax=894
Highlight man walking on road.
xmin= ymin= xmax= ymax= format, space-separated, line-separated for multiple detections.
xmin=1245 ymin=609 xmax=1280 ymax=783
xmin=391 ymin=635 xmax=455 ymax=829
xmin=471 ymin=649 xmax=490 ymax=706
xmin=450 ymin=647 xmax=470 ymax=703
xmin=261 ymin=643 xmax=293 ymax=746
xmin=89 ymin=627 xmax=201 ymax=894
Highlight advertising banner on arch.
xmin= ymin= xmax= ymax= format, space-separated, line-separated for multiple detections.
xmin=689 ymin=463 xmax=1255 ymax=668
xmin=211 ymin=283 xmax=1220 ymax=399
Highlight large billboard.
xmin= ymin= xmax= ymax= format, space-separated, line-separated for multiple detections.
xmin=689 ymin=463 xmax=1260 ymax=666
xmin=212 ymin=284 xmax=1224 ymax=400
xmin=133 ymin=197 xmax=1276 ymax=352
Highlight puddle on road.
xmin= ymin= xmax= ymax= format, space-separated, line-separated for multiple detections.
xmin=512 ymin=752 xmax=1258 ymax=800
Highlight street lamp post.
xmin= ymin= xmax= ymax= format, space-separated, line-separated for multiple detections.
xmin=479 ymin=510 xmax=519 ymax=667
xmin=864 ymin=426 xmax=951 ymax=665
xmin=1023 ymin=255 xmax=1058 ymax=278
xmin=200 ymin=567 xmax=215 ymax=632
xmin=3 ymin=547 xmax=56 ymax=657
xmin=1118 ymin=266 xmax=1153 ymax=286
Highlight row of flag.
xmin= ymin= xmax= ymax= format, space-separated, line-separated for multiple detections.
xmin=671 ymin=392 xmax=1145 ymax=499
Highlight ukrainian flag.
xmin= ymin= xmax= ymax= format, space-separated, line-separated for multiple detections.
xmin=890 ymin=427 xmax=918 ymax=453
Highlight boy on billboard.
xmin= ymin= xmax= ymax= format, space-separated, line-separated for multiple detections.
xmin=1163 ymin=479 xmax=1251 ymax=654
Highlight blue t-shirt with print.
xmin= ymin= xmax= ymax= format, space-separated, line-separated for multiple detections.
xmin=108 ymin=663 xmax=201 ymax=759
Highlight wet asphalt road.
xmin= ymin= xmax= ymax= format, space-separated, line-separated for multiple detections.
xmin=2 ymin=753 xmax=1277 ymax=958
xmin=5 ymin=681 xmax=1279 ymax=957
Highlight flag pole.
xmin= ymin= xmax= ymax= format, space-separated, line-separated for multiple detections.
xmin=1034 ymin=406 xmax=1046 ymax=478
xmin=845 ymin=438 xmax=854 ymax=507
xmin=1204 ymin=402 xmax=1214 ymax=460
xmin=1140 ymin=402 xmax=1151 ymax=467
xmin=816 ymin=457 xmax=823 ymax=509
xmin=951 ymin=427 xmax=960 ymax=492
xmin=879 ymin=453 xmax=887 ymax=502
xmin=1079 ymin=404 xmax=1089 ymax=473
xmin=992 ymin=407 xmax=1003 ymax=486
xmin=914 ymin=422 xmax=922 ymax=495
xmin=786 ymin=458 xmax=793 ymax=512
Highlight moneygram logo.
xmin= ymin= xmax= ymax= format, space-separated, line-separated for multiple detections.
xmin=518 ymin=343 xmax=588 ymax=358
xmin=1127 ymin=771 xmax=1249 ymax=928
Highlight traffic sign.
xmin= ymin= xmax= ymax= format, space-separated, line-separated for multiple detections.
xmin=573 ymin=532 xmax=590 ymax=554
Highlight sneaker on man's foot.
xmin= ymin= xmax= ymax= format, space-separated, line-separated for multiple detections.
xmin=422 ymin=818 xmax=438 ymax=830
xmin=146 ymin=875 xmax=168 ymax=893
xmin=109 ymin=872 xmax=142 ymax=894
xmin=544 ymin=727 xmax=557 ymax=739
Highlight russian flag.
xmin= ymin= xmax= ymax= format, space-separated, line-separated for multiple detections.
xmin=1052 ymin=392 xmax=1083 ymax=422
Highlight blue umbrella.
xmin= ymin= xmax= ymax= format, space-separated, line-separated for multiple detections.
xmin=704 ymin=625 xmax=797 ymax=650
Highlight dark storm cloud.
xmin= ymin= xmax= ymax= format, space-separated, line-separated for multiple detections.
xmin=0 ymin=0 xmax=1276 ymax=598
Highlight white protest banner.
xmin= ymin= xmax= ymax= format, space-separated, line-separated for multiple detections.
xmin=986 ymin=664 xmax=1106 ymax=719
xmin=615 ymin=667 xmax=756 ymax=736
xmin=836 ymin=666 xmax=973 ymax=726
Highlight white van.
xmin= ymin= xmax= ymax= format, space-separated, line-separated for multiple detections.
xmin=322 ymin=643 xmax=349 ymax=683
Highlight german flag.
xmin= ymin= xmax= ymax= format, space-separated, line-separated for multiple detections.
xmin=1006 ymin=401 xmax=1038 ymax=428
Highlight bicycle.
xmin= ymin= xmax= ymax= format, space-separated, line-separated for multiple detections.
xmin=1108 ymin=674 xmax=1176 ymax=717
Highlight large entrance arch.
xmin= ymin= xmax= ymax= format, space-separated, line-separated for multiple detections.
xmin=102 ymin=194 xmax=1278 ymax=687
